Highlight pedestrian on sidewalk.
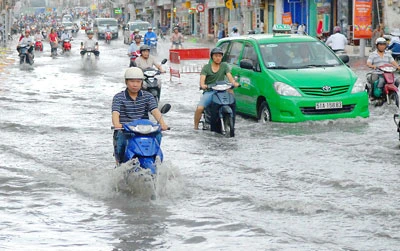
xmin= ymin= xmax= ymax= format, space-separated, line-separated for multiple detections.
xmin=371 ymin=24 xmax=384 ymax=51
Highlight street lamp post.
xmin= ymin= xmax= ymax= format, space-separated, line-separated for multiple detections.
xmin=170 ymin=0 xmax=174 ymax=34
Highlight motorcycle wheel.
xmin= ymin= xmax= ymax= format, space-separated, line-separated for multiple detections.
xmin=258 ymin=101 xmax=272 ymax=123
xmin=222 ymin=114 xmax=235 ymax=137
xmin=388 ymin=91 xmax=399 ymax=108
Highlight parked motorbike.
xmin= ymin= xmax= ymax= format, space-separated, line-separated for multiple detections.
xmin=113 ymin=104 xmax=171 ymax=199
xmin=34 ymin=40 xmax=43 ymax=51
xmin=366 ymin=64 xmax=399 ymax=107
xmin=149 ymin=37 xmax=157 ymax=55
xmin=142 ymin=58 xmax=167 ymax=103
xmin=199 ymin=81 xmax=239 ymax=137
xmin=105 ymin=31 xmax=112 ymax=44
xmin=19 ymin=45 xmax=34 ymax=65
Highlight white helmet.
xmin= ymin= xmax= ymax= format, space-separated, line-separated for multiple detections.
xmin=375 ymin=37 xmax=386 ymax=45
xmin=124 ymin=67 xmax=144 ymax=79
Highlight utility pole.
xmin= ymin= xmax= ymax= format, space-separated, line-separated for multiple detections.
xmin=170 ymin=0 xmax=174 ymax=34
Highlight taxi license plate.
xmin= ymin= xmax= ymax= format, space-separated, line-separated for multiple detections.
xmin=315 ymin=102 xmax=343 ymax=110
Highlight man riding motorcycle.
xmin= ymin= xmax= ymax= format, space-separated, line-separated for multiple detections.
xmin=325 ymin=26 xmax=347 ymax=52
xmin=112 ymin=67 xmax=169 ymax=165
xmin=80 ymin=30 xmax=100 ymax=57
xmin=144 ymin=27 xmax=157 ymax=46
xmin=366 ymin=37 xmax=400 ymax=98
xmin=127 ymin=34 xmax=142 ymax=67
xmin=135 ymin=45 xmax=165 ymax=72
xmin=17 ymin=29 xmax=34 ymax=58
xmin=193 ymin=47 xmax=240 ymax=130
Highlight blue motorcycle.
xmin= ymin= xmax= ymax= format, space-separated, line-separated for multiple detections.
xmin=199 ymin=81 xmax=239 ymax=137
xmin=116 ymin=104 xmax=171 ymax=175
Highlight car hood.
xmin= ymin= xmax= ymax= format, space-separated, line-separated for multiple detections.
xmin=267 ymin=65 xmax=357 ymax=87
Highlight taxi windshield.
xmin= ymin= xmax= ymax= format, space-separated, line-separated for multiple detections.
xmin=260 ymin=41 xmax=342 ymax=69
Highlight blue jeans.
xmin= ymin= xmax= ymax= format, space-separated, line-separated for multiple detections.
xmin=113 ymin=130 xmax=162 ymax=164
xmin=198 ymin=91 xmax=215 ymax=107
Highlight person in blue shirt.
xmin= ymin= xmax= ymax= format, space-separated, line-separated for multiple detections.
xmin=144 ymin=26 xmax=157 ymax=46
xmin=388 ymin=31 xmax=400 ymax=59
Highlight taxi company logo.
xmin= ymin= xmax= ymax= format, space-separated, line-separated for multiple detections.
xmin=322 ymin=86 xmax=332 ymax=92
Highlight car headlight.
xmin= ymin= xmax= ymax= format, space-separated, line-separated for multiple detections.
xmin=351 ymin=77 xmax=365 ymax=93
xmin=273 ymin=82 xmax=301 ymax=96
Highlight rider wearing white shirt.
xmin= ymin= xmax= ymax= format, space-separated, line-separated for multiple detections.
xmin=33 ymin=30 xmax=43 ymax=41
xmin=325 ymin=26 xmax=348 ymax=52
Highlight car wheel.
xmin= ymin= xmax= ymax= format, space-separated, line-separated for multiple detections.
xmin=258 ymin=101 xmax=271 ymax=123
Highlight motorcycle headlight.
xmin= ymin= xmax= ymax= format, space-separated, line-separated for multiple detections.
xmin=351 ymin=77 xmax=365 ymax=93
xmin=145 ymin=70 xmax=157 ymax=77
xmin=273 ymin=82 xmax=301 ymax=96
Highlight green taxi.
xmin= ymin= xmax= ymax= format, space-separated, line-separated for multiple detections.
xmin=216 ymin=25 xmax=369 ymax=122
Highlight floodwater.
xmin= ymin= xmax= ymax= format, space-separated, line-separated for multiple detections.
xmin=0 ymin=31 xmax=399 ymax=251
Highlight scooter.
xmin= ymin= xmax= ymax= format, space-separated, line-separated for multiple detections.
xmin=62 ymin=39 xmax=72 ymax=55
xmin=81 ymin=48 xmax=97 ymax=70
xmin=19 ymin=45 xmax=34 ymax=65
xmin=142 ymin=58 xmax=167 ymax=103
xmin=149 ymin=37 xmax=157 ymax=55
xmin=34 ymin=40 xmax=43 ymax=51
xmin=129 ymin=50 xmax=140 ymax=67
xmin=366 ymin=64 xmax=399 ymax=107
xmin=394 ymin=114 xmax=400 ymax=141
xmin=114 ymin=104 xmax=170 ymax=173
xmin=199 ymin=81 xmax=239 ymax=137
xmin=105 ymin=31 xmax=112 ymax=44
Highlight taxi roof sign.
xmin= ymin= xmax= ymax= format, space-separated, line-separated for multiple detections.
xmin=272 ymin=24 xmax=291 ymax=35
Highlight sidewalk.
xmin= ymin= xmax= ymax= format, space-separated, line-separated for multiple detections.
xmin=0 ymin=46 xmax=15 ymax=73
xmin=346 ymin=44 xmax=371 ymax=58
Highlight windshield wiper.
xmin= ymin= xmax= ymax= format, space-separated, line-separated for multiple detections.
xmin=267 ymin=66 xmax=290 ymax=69
xmin=303 ymin=64 xmax=335 ymax=68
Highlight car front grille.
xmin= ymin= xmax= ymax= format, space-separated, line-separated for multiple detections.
xmin=299 ymin=85 xmax=350 ymax=96
xmin=300 ymin=104 xmax=355 ymax=115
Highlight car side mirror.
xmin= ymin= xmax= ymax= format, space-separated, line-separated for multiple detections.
xmin=240 ymin=59 xmax=254 ymax=70
xmin=339 ymin=54 xmax=349 ymax=64
xmin=161 ymin=58 xmax=167 ymax=64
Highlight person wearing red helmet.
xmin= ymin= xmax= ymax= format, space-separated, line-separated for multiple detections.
xmin=325 ymin=26 xmax=348 ymax=52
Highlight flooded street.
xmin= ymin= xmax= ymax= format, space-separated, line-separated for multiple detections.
xmin=1 ymin=32 xmax=400 ymax=250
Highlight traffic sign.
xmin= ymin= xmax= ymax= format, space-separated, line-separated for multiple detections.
xmin=196 ymin=4 xmax=204 ymax=12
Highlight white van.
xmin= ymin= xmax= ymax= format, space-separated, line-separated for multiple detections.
xmin=124 ymin=20 xmax=151 ymax=44
xmin=93 ymin=18 xmax=119 ymax=40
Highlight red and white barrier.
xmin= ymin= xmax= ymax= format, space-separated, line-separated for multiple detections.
xmin=169 ymin=48 xmax=210 ymax=80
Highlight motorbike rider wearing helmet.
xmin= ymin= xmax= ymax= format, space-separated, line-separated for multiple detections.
xmin=170 ymin=26 xmax=184 ymax=49
xmin=366 ymin=37 xmax=400 ymax=96
xmin=112 ymin=67 xmax=169 ymax=164
xmin=17 ymin=29 xmax=34 ymax=56
xmin=194 ymin=47 xmax=240 ymax=130
xmin=80 ymin=30 xmax=100 ymax=57
xmin=130 ymin=28 xmax=140 ymax=42
xmin=144 ymin=26 xmax=157 ymax=46
xmin=325 ymin=26 xmax=347 ymax=52
xmin=127 ymin=34 xmax=142 ymax=67
xmin=388 ymin=30 xmax=400 ymax=59
xmin=135 ymin=45 xmax=165 ymax=72
xmin=230 ymin=27 xmax=240 ymax=37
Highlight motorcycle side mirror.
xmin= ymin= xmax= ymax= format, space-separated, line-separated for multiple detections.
xmin=161 ymin=58 xmax=168 ymax=64
xmin=160 ymin=103 xmax=171 ymax=114
xmin=339 ymin=54 xmax=349 ymax=64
